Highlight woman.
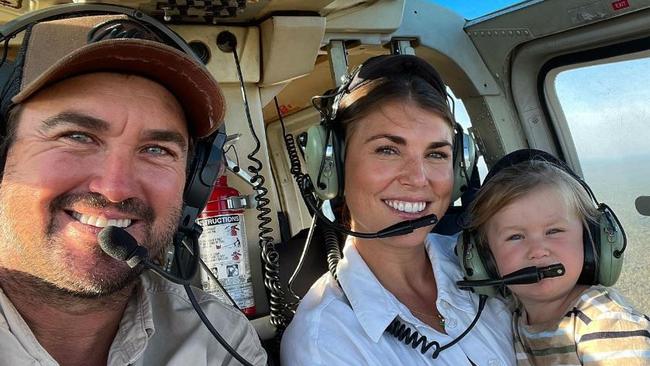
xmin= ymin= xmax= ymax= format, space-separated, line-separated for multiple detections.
xmin=281 ymin=55 xmax=514 ymax=365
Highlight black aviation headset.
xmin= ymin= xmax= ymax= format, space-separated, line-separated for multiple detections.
xmin=456 ymin=149 xmax=627 ymax=297
xmin=303 ymin=54 xmax=478 ymax=205
xmin=0 ymin=3 xmax=226 ymax=262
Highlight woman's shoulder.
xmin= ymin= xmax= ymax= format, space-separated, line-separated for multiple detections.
xmin=280 ymin=274 xmax=372 ymax=365
xmin=282 ymin=273 xmax=357 ymax=338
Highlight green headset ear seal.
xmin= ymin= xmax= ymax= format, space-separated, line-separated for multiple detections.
xmin=455 ymin=231 xmax=499 ymax=298
xmin=451 ymin=126 xmax=477 ymax=202
xmin=305 ymin=124 xmax=340 ymax=200
xmin=596 ymin=205 xmax=625 ymax=286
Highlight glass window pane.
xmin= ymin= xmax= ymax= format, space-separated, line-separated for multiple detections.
xmin=554 ymin=57 xmax=650 ymax=314
xmin=449 ymin=88 xmax=489 ymax=181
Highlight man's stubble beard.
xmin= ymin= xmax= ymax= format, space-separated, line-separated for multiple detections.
xmin=0 ymin=187 xmax=181 ymax=306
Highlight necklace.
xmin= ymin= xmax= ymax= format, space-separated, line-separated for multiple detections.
xmin=408 ymin=308 xmax=446 ymax=330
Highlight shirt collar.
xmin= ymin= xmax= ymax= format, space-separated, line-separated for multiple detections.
xmin=337 ymin=238 xmax=403 ymax=342
xmin=424 ymin=233 xmax=478 ymax=314
xmin=0 ymin=275 xmax=156 ymax=365
xmin=107 ymin=275 xmax=156 ymax=364
xmin=0 ymin=284 xmax=57 ymax=364
xmin=336 ymin=233 xmax=478 ymax=342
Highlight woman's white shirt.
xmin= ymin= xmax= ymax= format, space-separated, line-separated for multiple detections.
xmin=280 ymin=233 xmax=515 ymax=366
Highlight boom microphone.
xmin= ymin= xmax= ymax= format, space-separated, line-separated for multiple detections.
xmin=97 ymin=226 xmax=256 ymax=366
xmin=322 ymin=212 xmax=439 ymax=239
xmin=290 ymin=157 xmax=441 ymax=238
xmin=302 ymin=191 xmax=438 ymax=238
xmin=98 ymin=226 xmax=148 ymax=268
xmin=456 ymin=263 xmax=565 ymax=289
xmin=98 ymin=226 xmax=193 ymax=285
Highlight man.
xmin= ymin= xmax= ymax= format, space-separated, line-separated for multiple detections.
xmin=0 ymin=8 xmax=267 ymax=366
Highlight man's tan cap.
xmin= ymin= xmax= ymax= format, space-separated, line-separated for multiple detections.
xmin=8 ymin=14 xmax=224 ymax=138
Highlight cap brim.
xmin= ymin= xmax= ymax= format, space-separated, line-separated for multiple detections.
xmin=12 ymin=39 xmax=224 ymax=138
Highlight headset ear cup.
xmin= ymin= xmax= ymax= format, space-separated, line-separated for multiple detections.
xmin=456 ymin=231 xmax=498 ymax=297
xmin=181 ymin=132 xmax=226 ymax=221
xmin=304 ymin=125 xmax=339 ymax=200
xmin=451 ymin=128 xmax=477 ymax=202
xmin=579 ymin=223 xmax=598 ymax=285
xmin=596 ymin=207 xmax=625 ymax=286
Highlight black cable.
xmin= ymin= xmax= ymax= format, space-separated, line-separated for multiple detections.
xmin=228 ymin=38 xmax=289 ymax=332
xmin=1 ymin=37 xmax=9 ymax=68
xmin=100 ymin=226 xmax=256 ymax=365
xmin=174 ymin=239 xmax=255 ymax=366
xmin=196 ymin=256 xmax=241 ymax=310
xmin=275 ymin=97 xmax=307 ymax=190
xmin=184 ymin=285 xmax=255 ymax=366
xmin=275 ymin=97 xmax=343 ymax=282
xmin=224 ymin=143 xmax=241 ymax=173
xmin=385 ymin=295 xmax=488 ymax=359
xmin=323 ymin=224 xmax=341 ymax=279
xmin=286 ymin=215 xmax=317 ymax=304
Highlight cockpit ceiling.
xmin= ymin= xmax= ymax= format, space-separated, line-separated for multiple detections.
xmin=0 ymin=0 xmax=374 ymax=24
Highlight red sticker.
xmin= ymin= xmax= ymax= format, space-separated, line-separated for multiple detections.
xmin=612 ymin=0 xmax=630 ymax=10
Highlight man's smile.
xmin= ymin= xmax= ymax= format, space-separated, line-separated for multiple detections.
xmin=69 ymin=211 xmax=132 ymax=228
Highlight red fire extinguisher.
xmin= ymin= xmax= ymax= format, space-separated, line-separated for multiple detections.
xmin=197 ymin=175 xmax=255 ymax=317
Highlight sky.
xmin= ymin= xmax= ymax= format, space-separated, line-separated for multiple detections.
xmin=431 ymin=0 xmax=526 ymax=20
xmin=554 ymin=58 xmax=650 ymax=161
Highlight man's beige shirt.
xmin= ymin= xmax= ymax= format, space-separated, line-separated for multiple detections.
xmin=0 ymin=272 xmax=267 ymax=365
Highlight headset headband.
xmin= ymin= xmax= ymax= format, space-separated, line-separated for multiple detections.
xmin=482 ymin=148 xmax=601 ymax=204
xmin=317 ymin=54 xmax=451 ymax=124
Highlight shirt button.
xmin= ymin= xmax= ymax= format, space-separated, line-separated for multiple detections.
xmin=445 ymin=318 xmax=457 ymax=329
xmin=488 ymin=359 xmax=500 ymax=366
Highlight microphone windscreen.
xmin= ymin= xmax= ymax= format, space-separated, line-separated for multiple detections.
xmin=98 ymin=226 xmax=139 ymax=261
xmin=635 ymin=196 xmax=650 ymax=216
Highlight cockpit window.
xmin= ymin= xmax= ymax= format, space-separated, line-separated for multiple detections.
xmin=550 ymin=56 xmax=650 ymax=314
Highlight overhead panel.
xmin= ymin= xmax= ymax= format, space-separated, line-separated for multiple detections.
xmin=325 ymin=0 xmax=404 ymax=34
xmin=259 ymin=16 xmax=326 ymax=87
xmin=171 ymin=25 xmax=260 ymax=83
xmin=151 ymin=0 xmax=253 ymax=22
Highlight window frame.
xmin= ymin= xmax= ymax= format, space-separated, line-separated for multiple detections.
xmin=539 ymin=36 xmax=650 ymax=176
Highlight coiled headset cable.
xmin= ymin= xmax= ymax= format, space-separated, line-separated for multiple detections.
xmin=274 ymin=97 xmax=342 ymax=297
xmin=274 ymin=96 xmax=316 ymax=310
xmin=385 ymin=295 xmax=487 ymax=360
xmin=217 ymin=31 xmax=290 ymax=333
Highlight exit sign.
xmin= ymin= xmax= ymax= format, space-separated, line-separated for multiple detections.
xmin=612 ymin=0 xmax=630 ymax=10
